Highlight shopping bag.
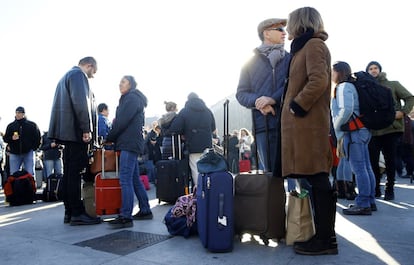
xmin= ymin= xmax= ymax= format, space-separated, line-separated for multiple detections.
xmin=286 ymin=187 xmax=315 ymax=245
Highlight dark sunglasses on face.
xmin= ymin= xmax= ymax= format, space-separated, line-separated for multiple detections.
xmin=268 ymin=27 xmax=285 ymax=32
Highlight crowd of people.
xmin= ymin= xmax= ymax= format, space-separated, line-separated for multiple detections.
xmin=1 ymin=6 xmax=413 ymax=257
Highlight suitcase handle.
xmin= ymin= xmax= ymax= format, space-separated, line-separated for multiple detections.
xmin=217 ymin=193 xmax=227 ymax=227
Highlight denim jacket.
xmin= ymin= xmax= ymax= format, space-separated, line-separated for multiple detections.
xmin=331 ymin=81 xmax=366 ymax=140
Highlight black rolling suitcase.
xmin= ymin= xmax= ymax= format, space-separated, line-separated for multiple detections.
xmin=155 ymin=134 xmax=189 ymax=204
xmin=234 ymin=112 xmax=286 ymax=243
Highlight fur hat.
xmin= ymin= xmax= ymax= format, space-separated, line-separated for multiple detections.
xmin=15 ymin=106 xmax=25 ymax=113
xmin=366 ymin=61 xmax=382 ymax=72
xmin=257 ymin=18 xmax=287 ymax=41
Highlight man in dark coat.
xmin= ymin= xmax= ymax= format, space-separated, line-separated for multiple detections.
xmin=168 ymin=92 xmax=216 ymax=187
xmin=4 ymin=106 xmax=41 ymax=176
xmin=48 ymin=56 xmax=100 ymax=226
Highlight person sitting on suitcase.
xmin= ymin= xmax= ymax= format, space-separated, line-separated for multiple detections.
xmin=167 ymin=92 xmax=216 ymax=188
xmin=106 ymin=75 xmax=153 ymax=229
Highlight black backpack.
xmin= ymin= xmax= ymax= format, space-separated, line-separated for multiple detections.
xmin=351 ymin=71 xmax=395 ymax=130
xmin=43 ymin=173 xmax=64 ymax=202
xmin=4 ymin=170 xmax=36 ymax=206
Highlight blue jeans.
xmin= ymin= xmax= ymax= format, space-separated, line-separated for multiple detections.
xmin=44 ymin=158 xmax=63 ymax=178
xmin=255 ymin=130 xmax=277 ymax=172
xmin=9 ymin=151 xmax=35 ymax=175
xmin=119 ymin=150 xmax=151 ymax=219
xmin=337 ymin=157 xmax=352 ymax=181
xmin=343 ymin=129 xmax=376 ymax=207
xmin=144 ymin=160 xmax=155 ymax=183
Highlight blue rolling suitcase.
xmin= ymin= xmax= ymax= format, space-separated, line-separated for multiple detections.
xmin=196 ymin=171 xmax=234 ymax=252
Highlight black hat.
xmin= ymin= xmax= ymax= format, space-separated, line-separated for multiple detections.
xmin=366 ymin=61 xmax=382 ymax=72
xmin=15 ymin=106 xmax=25 ymax=113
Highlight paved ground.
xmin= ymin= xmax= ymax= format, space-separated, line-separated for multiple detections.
xmin=1 ymin=176 xmax=413 ymax=265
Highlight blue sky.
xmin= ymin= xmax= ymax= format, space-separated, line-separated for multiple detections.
xmin=0 ymin=0 xmax=411 ymax=131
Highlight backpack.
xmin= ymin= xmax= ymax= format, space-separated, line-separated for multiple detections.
xmin=42 ymin=173 xmax=64 ymax=202
xmin=4 ymin=170 xmax=36 ymax=206
xmin=351 ymin=71 xmax=395 ymax=130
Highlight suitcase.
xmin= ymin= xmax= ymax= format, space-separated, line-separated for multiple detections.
xmin=233 ymin=112 xmax=286 ymax=244
xmin=155 ymin=135 xmax=189 ymax=204
xmin=95 ymin=172 xmax=121 ymax=215
xmin=238 ymin=159 xmax=251 ymax=173
xmin=140 ymin=174 xmax=150 ymax=190
xmin=196 ymin=171 xmax=234 ymax=252
xmin=42 ymin=173 xmax=63 ymax=202
xmin=94 ymin=147 xmax=121 ymax=216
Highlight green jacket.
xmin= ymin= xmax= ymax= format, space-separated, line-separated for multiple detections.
xmin=372 ymin=72 xmax=414 ymax=136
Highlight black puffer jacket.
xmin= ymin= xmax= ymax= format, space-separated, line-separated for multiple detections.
xmin=168 ymin=96 xmax=216 ymax=153
xmin=4 ymin=118 xmax=41 ymax=154
xmin=107 ymin=89 xmax=147 ymax=154
xmin=48 ymin=66 xmax=97 ymax=144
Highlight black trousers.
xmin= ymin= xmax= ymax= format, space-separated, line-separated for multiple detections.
xmin=369 ymin=132 xmax=402 ymax=191
xmin=62 ymin=142 xmax=89 ymax=216
xmin=303 ymin=173 xmax=336 ymax=240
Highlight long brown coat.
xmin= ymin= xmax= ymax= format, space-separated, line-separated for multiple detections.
xmin=281 ymin=33 xmax=332 ymax=178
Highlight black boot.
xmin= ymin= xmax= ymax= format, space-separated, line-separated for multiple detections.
xmin=294 ymin=188 xmax=338 ymax=255
xmin=345 ymin=181 xmax=357 ymax=200
xmin=336 ymin=180 xmax=346 ymax=199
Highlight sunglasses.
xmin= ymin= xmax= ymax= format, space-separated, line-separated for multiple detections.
xmin=268 ymin=27 xmax=285 ymax=32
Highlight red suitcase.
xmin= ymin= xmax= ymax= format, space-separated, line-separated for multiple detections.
xmin=140 ymin=175 xmax=150 ymax=190
xmin=95 ymin=172 xmax=121 ymax=216
xmin=239 ymin=160 xmax=251 ymax=173
xmin=94 ymin=147 xmax=121 ymax=216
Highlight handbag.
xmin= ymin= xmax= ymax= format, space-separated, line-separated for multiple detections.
xmin=196 ymin=148 xmax=228 ymax=174
xmin=89 ymin=147 xmax=117 ymax=174
xmin=286 ymin=180 xmax=315 ymax=245
xmin=164 ymin=189 xmax=198 ymax=238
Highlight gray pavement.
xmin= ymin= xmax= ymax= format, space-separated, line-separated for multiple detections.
xmin=1 ymin=177 xmax=413 ymax=265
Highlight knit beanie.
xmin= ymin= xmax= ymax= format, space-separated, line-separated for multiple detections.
xmin=366 ymin=61 xmax=382 ymax=72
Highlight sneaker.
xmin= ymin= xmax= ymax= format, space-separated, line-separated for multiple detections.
xmin=133 ymin=211 xmax=153 ymax=220
xmin=348 ymin=203 xmax=377 ymax=212
xmin=108 ymin=216 xmax=133 ymax=229
xmin=343 ymin=205 xmax=372 ymax=215
xmin=294 ymin=235 xmax=338 ymax=255
xmin=375 ymin=189 xmax=382 ymax=198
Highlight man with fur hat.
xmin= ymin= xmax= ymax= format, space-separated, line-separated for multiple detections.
xmin=236 ymin=18 xmax=291 ymax=176
xmin=366 ymin=61 xmax=414 ymax=200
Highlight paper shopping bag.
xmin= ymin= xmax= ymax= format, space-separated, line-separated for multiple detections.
xmin=286 ymin=190 xmax=315 ymax=245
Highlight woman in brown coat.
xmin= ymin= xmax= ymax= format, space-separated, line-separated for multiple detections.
xmin=281 ymin=7 xmax=337 ymax=255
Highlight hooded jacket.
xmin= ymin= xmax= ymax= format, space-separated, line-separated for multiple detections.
xmin=371 ymin=72 xmax=414 ymax=136
xmin=168 ymin=96 xmax=216 ymax=153
xmin=106 ymin=89 xmax=147 ymax=154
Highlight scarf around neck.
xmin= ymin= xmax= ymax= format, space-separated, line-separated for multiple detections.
xmin=257 ymin=43 xmax=286 ymax=68
xmin=290 ymin=29 xmax=315 ymax=55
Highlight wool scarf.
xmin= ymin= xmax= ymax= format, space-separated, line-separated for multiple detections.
xmin=257 ymin=43 xmax=286 ymax=68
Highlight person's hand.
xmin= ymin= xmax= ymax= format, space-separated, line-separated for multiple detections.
xmin=395 ymin=111 xmax=404 ymax=120
xmin=51 ymin=142 xmax=57 ymax=148
xmin=82 ymin=132 xmax=91 ymax=143
xmin=255 ymin=96 xmax=275 ymax=110
xmin=260 ymin=105 xmax=276 ymax=116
